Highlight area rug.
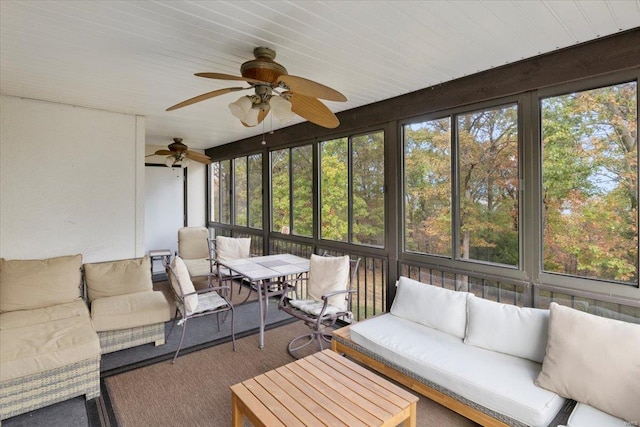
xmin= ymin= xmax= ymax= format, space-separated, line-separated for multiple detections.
xmin=101 ymin=322 xmax=476 ymax=427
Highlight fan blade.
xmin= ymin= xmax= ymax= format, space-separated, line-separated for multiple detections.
xmin=166 ymin=87 xmax=247 ymax=111
xmin=288 ymin=92 xmax=340 ymax=129
xmin=185 ymin=151 xmax=212 ymax=164
xmin=154 ymin=150 xmax=173 ymax=155
xmin=277 ymin=75 xmax=346 ymax=102
xmin=195 ymin=72 xmax=269 ymax=85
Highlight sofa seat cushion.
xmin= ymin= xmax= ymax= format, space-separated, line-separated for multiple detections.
xmin=91 ymin=291 xmax=171 ymax=332
xmin=0 ymin=300 xmax=89 ymax=330
xmin=567 ymin=403 xmax=626 ymax=427
xmin=350 ymin=313 xmax=565 ymax=427
xmin=0 ymin=315 xmax=100 ymax=382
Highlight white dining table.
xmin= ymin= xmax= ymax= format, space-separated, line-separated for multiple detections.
xmin=216 ymin=254 xmax=310 ymax=348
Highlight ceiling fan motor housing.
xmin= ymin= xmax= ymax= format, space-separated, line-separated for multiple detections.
xmin=169 ymin=138 xmax=188 ymax=152
xmin=241 ymin=47 xmax=287 ymax=83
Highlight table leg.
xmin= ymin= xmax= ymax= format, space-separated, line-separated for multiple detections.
xmin=257 ymin=280 xmax=265 ymax=348
xmin=231 ymin=392 xmax=242 ymax=427
xmin=403 ymin=402 xmax=417 ymax=427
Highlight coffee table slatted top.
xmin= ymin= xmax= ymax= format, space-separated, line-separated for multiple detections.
xmin=231 ymin=349 xmax=418 ymax=427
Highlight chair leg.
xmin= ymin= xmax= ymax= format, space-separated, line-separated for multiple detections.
xmin=287 ymin=332 xmax=316 ymax=359
xmin=166 ymin=307 xmax=180 ymax=340
xmin=172 ymin=318 xmax=188 ymax=364
xmin=216 ymin=312 xmax=221 ymax=331
xmin=230 ymin=306 xmax=237 ymax=351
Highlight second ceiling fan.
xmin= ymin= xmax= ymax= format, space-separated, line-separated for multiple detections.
xmin=166 ymin=47 xmax=346 ymax=129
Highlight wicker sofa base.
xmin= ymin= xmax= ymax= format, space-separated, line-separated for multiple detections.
xmin=331 ymin=325 xmax=525 ymax=427
xmin=0 ymin=355 xmax=100 ymax=421
xmin=98 ymin=322 xmax=166 ymax=354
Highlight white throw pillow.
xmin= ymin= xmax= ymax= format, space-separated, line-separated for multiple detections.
xmin=307 ymin=254 xmax=350 ymax=310
xmin=169 ymin=257 xmax=199 ymax=314
xmin=535 ymin=303 xmax=640 ymax=424
xmin=464 ymin=296 xmax=549 ymax=363
xmin=215 ymin=236 xmax=251 ymax=262
xmin=390 ymin=276 xmax=471 ymax=339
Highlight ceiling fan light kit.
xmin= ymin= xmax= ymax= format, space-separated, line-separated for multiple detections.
xmin=167 ymin=47 xmax=346 ymax=129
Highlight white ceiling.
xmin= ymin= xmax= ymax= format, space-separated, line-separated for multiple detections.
xmin=1 ymin=1 xmax=639 ymax=150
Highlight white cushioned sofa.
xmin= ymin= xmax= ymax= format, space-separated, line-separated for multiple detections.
xmin=0 ymin=255 xmax=101 ymax=421
xmin=332 ymin=276 xmax=640 ymax=427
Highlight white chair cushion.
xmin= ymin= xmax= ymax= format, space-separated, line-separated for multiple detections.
xmin=390 ymin=276 xmax=471 ymax=338
xmin=536 ymin=303 xmax=640 ymax=424
xmin=464 ymin=296 xmax=549 ymax=363
xmin=289 ymin=299 xmax=343 ymax=317
xmin=351 ymin=313 xmax=565 ymax=427
xmin=567 ymin=403 xmax=626 ymax=427
xmin=215 ymin=236 xmax=251 ymax=262
xmin=307 ymin=254 xmax=350 ymax=310
xmin=169 ymin=257 xmax=198 ymax=315
xmin=193 ymin=291 xmax=228 ymax=314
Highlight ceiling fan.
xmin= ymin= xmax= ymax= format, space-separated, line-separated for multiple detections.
xmin=148 ymin=138 xmax=212 ymax=168
xmin=166 ymin=47 xmax=346 ymax=129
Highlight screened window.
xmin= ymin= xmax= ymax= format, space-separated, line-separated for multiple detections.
xmin=292 ymin=145 xmax=313 ymax=237
xmin=271 ymin=149 xmax=290 ymax=233
xmin=210 ymin=161 xmax=220 ymax=223
xmin=402 ymin=104 xmax=519 ymax=267
xmin=457 ymin=104 xmax=519 ymax=266
xmin=234 ymin=157 xmax=247 ymax=226
xmin=541 ymin=81 xmax=638 ymax=285
xmin=219 ymin=159 xmax=231 ymax=224
xmin=211 ymin=155 xmax=261 ymax=228
xmin=320 ymin=132 xmax=385 ymax=247
xmin=247 ymin=154 xmax=262 ymax=229
xmin=403 ymin=118 xmax=452 ymax=256
xmin=320 ymin=138 xmax=348 ymax=242
xmin=270 ymin=145 xmax=313 ymax=236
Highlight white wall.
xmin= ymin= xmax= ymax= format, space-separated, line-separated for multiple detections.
xmin=0 ymin=96 xmax=145 ymax=263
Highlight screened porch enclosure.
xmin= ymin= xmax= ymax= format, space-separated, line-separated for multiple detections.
xmin=206 ymin=30 xmax=640 ymax=324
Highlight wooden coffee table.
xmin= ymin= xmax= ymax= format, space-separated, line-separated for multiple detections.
xmin=230 ymin=349 xmax=418 ymax=426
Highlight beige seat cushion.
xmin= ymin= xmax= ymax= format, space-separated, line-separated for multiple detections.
xmin=536 ymin=303 xmax=640 ymax=423
xmin=182 ymin=257 xmax=212 ymax=278
xmin=178 ymin=227 xmax=210 ymax=259
xmin=0 ymin=300 xmax=89 ymax=330
xmin=0 ymin=315 xmax=100 ymax=382
xmin=169 ymin=257 xmax=199 ymax=314
xmin=91 ymin=291 xmax=171 ymax=332
xmin=0 ymin=254 xmax=83 ymax=312
xmin=85 ymin=256 xmax=152 ymax=302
